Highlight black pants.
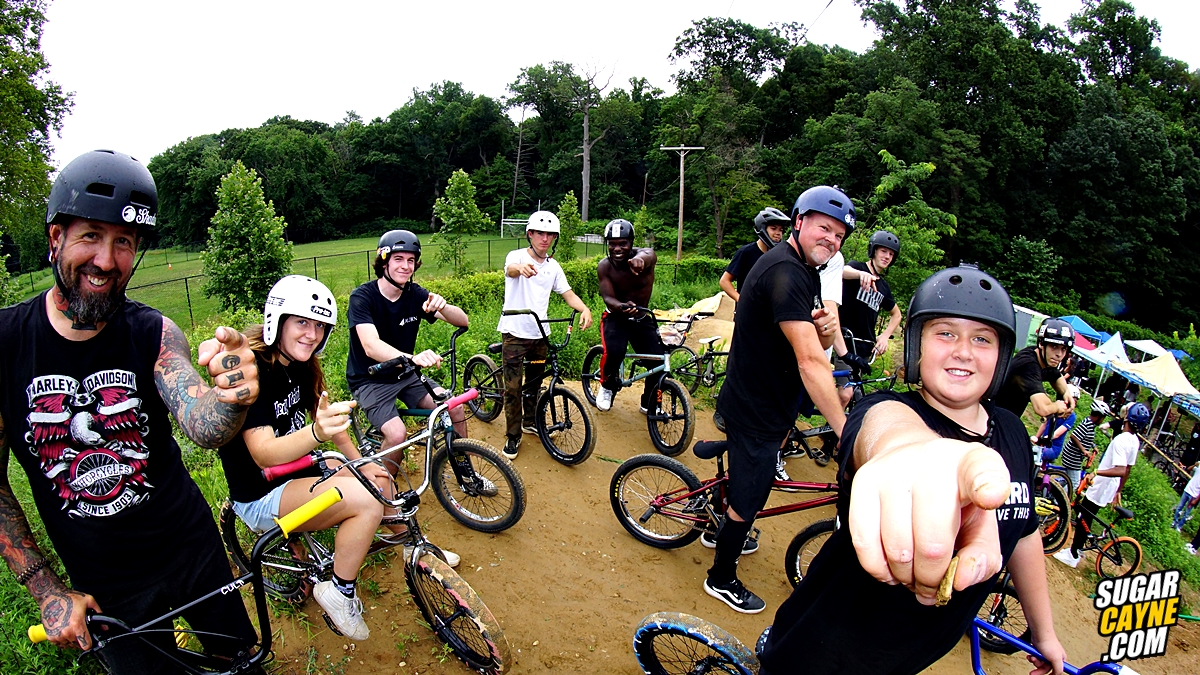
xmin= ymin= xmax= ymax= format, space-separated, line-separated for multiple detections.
xmin=92 ymin=525 xmax=258 ymax=674
xmin=599 ymin=311 xmax=664 ymax=407
xmin=1070 ymin=496 xmax=1103 ymax=556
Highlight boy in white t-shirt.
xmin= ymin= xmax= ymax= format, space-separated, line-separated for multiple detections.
xmin=1054 ymin=402 xmax=1151 ymax=568
xmin=496 ymin=211 xmax=592 ymax=459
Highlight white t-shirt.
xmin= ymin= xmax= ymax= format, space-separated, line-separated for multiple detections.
xmin=1086 ymin=431 xmax=1140 ymax=507
xmin=1183 ymin=468 xmax=1200 ymax=499
xmin=820 ymin=252 xmax=844 ymax=359
xmin=496 ymin=248 xmax=571 ymax=340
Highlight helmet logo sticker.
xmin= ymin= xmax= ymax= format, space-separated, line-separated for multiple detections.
xmin=121 ymin=206 xmax=137 ymax=223
xmin=266 ymin=295 xmax=285 ymax=306
xmin=123 ymin=207 xmax=155 ymax=226
xmin=310 ymin=305 xmax=333 ymax=319
xmin=845 ymin=214 xmax=855 ymax=227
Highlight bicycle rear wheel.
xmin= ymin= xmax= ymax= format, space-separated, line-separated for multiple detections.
xmin=1096 ymin=536 xmax=1142 ymax=579
xmin=219 ymin=500 xmax=312 ymax=602
xmin=647 ymin=379 xmax=695 ymax=457
xmin=581 ymin=344 xmax=605 ymax=406
xmin=975 ymin=580 xmax=1030 ymax=654
xmin=633 ymin=611 xmax=758 ymax=675
xmin=668 ymin=346 xmax=701 ymax=394
xmin=610 ymin=454 xmax=706 ymax=548
xmin=463 ymin=354 xmax=503 ymax=423
xmin=537 ymin=385 xmax=596 ymax=465
xmin=783 ymin=518 xmax=835 ymax=589
xmin=408 ymin=553 xmax=510 ymax=674
xmin=431 ymin=439 xmax=526 ymax=532
xmin=1036 ymin=480 xmax=1072 ymax=555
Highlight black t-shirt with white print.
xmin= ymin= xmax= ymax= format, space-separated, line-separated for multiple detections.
xmin=760 ymin=390 xmax=1037 ymax=675
xmin=995 ymin=346 xmax=1061 ymax=417
xmin=345 ymin=280 xmax=437 ymax=390
xmin=218 ymin=354 xmax=321 ymax=504
xmin=839 ymin=260 xmax=895 ymax=356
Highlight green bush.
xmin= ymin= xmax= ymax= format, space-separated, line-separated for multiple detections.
xmin=1111 ymin=459 xmax=1200 ymax=586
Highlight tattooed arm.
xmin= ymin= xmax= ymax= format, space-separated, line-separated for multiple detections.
xmin=154 ymin=318 xmax=259 ymax=448
xmin=0 ymin=412 xmax=100 ymax=649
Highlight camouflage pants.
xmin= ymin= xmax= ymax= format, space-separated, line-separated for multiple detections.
xmin=501 ymin=334 xmax=548 ymax=439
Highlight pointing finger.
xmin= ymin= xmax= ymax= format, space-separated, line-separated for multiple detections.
xmin=958 ymin=444 xmax=1011 ymax=511
xmin=216 ymin=326 xmax=246 ymax=350
xmin=318 ymin=391 xmax=330 ymax=410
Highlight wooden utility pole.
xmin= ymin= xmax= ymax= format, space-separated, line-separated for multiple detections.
xmin=659 ymin=146 xmax=704 ymax=261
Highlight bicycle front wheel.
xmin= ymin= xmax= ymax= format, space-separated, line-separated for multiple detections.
xmin=975 ymin=581 xmax=1030 ymax=654
xmin=1096 ymin=536 xmax=1142 ymax=579
xmin=1036 ymin=480 xmax=1072 ymax=555
xmin=581 ymin=344 xmax=605 ymax=406
xmin=219 ymin=500 xmax=311 ymax=602
xmin=633 ymin=611 xmax=758 ymax=675
xmin=537 ymin=385 xmax=596 ymax=465
xmin=648 ymin=379 xmax=695 ymax=457
xmin=463 ymin=354 xmax=503 ymax=423
xmin=783 ymin=518 xmax=835 ymax=589
xmin=408 ymin=553 xmax=510 ymax=674
xmin=431 ymin=439 xmax=526 ymax=532
xmin=668 ymin=346 xmax=701 ymax=394
xmin=610 ymin=454 xmax=706 ymax=548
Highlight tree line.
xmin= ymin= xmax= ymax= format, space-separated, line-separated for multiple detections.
xmin=4 ymin=0 xmax=1200 ymax=334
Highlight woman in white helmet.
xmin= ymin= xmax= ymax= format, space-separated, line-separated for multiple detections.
xmin=218 ymin=275 xmax=457 ymax=642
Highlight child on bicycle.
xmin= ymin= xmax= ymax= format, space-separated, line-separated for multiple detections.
xmin=759 ymin=265 xmax=1066 ymax=675
xmin=219 ymin=275 xmax=459 ymax=642
xmin=1054 ymin=402 xmax=1150 ymax=568
xmin=497 ymin=211 xmax=593 ymax=459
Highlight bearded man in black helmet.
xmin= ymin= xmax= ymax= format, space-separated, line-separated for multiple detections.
xmin=0 ymin=150 xmax=261 ymax=673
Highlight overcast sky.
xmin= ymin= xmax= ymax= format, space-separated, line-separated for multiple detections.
xmin=40 ymin=0 xmax=1200 ymax=170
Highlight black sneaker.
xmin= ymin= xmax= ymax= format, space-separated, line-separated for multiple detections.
xmin=704 ymin=577 xmax=766 ymax=614
xmin=713 ymin=410 xmax=726 ymax=433
xmin=502 ymin=436 xmax=520 ymax=460
xmin=699 ymin=530 xmax=759 ymax=555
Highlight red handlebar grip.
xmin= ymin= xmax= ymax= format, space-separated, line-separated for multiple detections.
xmin=263 ymin=454 xmax=317 ymax=482
xmin=445 ymin=388 xmax=479 ymax=410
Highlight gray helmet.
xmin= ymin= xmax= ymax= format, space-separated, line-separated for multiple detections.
xmin=46 ymin=150 xmax=158 ymax=235
xmin=1037 ymin=318 xmax=1075 ymax=349
xmin=753 ymin=207 xmax=790 ymax=249
xmin=791 ymin=185 xmax=856 ymax=235
xmin=868 ymin=230 xmax=900 ymax=259
xmin=904 ymin=264 xmax=1016 ymax=400
xmin=603 ymin=218 xmax=634 ymax=241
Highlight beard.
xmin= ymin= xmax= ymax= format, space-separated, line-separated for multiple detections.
xmin=57 ymin=260 xmax=127 ymax=325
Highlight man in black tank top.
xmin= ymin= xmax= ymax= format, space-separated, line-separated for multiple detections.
xmin=0 ymin=151 xmax=262 ymax=673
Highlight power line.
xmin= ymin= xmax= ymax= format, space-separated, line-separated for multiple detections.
xmin=799 ymin=0 xmax=838 ymax=43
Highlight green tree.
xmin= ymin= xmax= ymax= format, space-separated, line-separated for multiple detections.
xmin=993 ymin=235 xmax=1067 ymax=305
xmin=201 ymin=161 xmax=294 ymax=312
xmin=431 ymin=169 xmax=489 ymax=277
xmin=554 ymin=190 xmax=583 ymax=261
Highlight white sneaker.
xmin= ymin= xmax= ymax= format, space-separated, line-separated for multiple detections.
xmin=314 ymin=581 xmax=369 ymax=640
xmin=1052 ymin=548 xmax=1081 ymax=568
xmin=596 ymin=387 xmax=615 ymax=411
xmin=404 ymin=544 xmax=461 ymax=568
xmin=1186 ymin=543 xmax=1196 ymax=555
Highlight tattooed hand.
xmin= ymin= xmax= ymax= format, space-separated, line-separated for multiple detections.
xmin=197 ymin=326 xmax=258 ymax=406
xmin=35 ymin=575 xmax=100 ymax=650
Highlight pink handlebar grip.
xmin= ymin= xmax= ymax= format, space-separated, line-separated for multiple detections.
xmin=445 ymin=388 xmax=479 ymax=410
xmin=263 ymin=454 xmax=317 ymax=482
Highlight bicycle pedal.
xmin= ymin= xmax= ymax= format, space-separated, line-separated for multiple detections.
xmin=322 ymin=613 xmax=345 ymax=637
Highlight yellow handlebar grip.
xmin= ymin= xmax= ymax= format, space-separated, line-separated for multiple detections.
xmin=274 ymin=487 xmax=342 ymax=537
xmin=28 ymin=624 xmax=48 ymax=643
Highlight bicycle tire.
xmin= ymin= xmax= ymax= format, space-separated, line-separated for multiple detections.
xmin=633 ymin=611 xmax=758 ymax=675
xmin=349 ymin=406 xmax=383 ymax=456
xmin=783 ymin=518 xmax=836 ymax=589
xmin=668 ymin=346 xmax=701 ymax=394
xmin=581 ymin=344 xmax=604 ymax=406
xmin=219 ymin=500 xmax=311 ymax=602
xmin=463 ymin=354 xmax=503 ymax=423
xmin=537 ymin=385 xmax=596 ymax=465
xmin=1036 ymin=480 xmax=1072 ymax=555
xmin=407 ymin=552 xmax=510 ymax=674
xmin=1096 ymin=536 xmax=1142 ymax=579
xmin=647 ymin=379 xmax=695 ymax=457
xmin=975 ymin=581 xmax=1030 ymax=654
xmin=610 ymin=454 xmax=706 ymax=548
xmin=431 ymin=439 xmax=526 ymax=532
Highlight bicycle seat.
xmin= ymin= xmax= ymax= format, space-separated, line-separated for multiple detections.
xmin=693 ymin=440 xmax=727 ymax=460
xmin=699 ymin=336 xmax=722 ymax=345
xmin=1114 ymin=505 xmax=1134 ymax=520
xmin=487 ymin=343 xmax=502 ymax=355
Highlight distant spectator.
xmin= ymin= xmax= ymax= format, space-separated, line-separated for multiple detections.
xmin=1032 ymin=411 xmax=1076 ymax=465
xmin=1171 ymin=469 xmax=1200 ymax=532
xmin=1061 ymin=400 xmax=1112 ymax=490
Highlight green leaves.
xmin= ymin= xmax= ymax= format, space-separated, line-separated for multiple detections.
xmin=554 ymin=191 xmax=584 ymax=262
xmin=431 ymin=170 xmax=490 ymax=277
xmin=200 ymin=161 xmax=294 ymax=312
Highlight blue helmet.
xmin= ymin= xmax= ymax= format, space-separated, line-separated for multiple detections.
xmin=1126 ymin=402 xmax=1151 ymax=431
xmin=791 ymin=185 xmax=856 ymax=234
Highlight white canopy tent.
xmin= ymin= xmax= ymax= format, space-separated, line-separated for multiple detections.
xmin=1126 ymin=339 xmax=1170 ymax=362
xmin=1080 ymin=332 xmax=1132 ymax=397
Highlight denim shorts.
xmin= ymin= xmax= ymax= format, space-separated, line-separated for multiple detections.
xmin=233 ymin=482 xmax=288 ymax=533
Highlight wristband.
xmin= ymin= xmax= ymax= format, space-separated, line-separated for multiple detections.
xmin=17 ymin=558 xmax=48 ymax=585
xmin=311 ymin=424 xmax=325 ymax=444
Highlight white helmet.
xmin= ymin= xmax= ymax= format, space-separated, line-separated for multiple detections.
xmin=527 ymin=211 xmax=560 ymax=234
xmin=263 ymin=275 xmax=337 ymax=355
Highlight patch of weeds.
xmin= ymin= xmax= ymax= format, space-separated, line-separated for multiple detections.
xmin=432 ymin=642 xmax=454 ymax=664
xmin=302 ymin=645 xmax=352 ymax=675
xmin=394 ymin=631 xmax=419 ymax=658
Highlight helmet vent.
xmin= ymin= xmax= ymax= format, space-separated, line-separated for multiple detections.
xmin=828 ymin=199 xmax=843 ymax=208
xmin=86 ymin=182 xmax=115 ymax=198
xmin=949 ymin=275 xmax=963 ymax=285
xmin=129 ymin=190 xmax=154 ymax=206
xmin=312 ymin=293 xmax=318 ymax=300
xmin=979 ymin=279 xmax=992 ymax=290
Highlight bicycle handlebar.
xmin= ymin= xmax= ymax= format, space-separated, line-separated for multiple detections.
xmin=368 ymin=354 xmax=411 ymax=376
xmin=444 ymin=388 xmax=479 ymax=410
xmin=503 ymin=309 xmax=579 ymax=350
xmin=262 ymin=454 xmax=318 ymax=482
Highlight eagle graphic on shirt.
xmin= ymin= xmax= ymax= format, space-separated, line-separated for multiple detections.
xmin=23 ymin=370 xmax=152 ymax=518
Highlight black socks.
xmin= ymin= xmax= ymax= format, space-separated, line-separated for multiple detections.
xmin=707 ymin=517 xmax=754 ymax=584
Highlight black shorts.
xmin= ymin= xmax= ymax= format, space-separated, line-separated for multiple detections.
xmin=725 ymin=427 xmax=788 ymax=519
xmin=353 ymin=373 xmax=441 ymax=430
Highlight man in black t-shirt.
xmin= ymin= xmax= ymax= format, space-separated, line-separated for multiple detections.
xmin=995 ymin=317 xmax=1076 ymax=419
xmin=347 ymin=229 xmax=470 ymax=453
xmin=839 ymin=230 xmax=902 ymax=361
xmin=718 ymin=207 xmax=789 ymax=302
xmin=706 ymin=186 xmax=854 ymax=614
xmin=0 ymin=151 xmax=260 ymax=673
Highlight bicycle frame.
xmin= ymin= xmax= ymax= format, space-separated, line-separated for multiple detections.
xmin=968 ymin=618 xmax=1132 ymax=675
xmin=500 ymin=308 xmax=578 ymax=395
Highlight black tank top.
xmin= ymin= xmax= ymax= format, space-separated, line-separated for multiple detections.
xmin=0 ymin=293 xmax=212 ymax=594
